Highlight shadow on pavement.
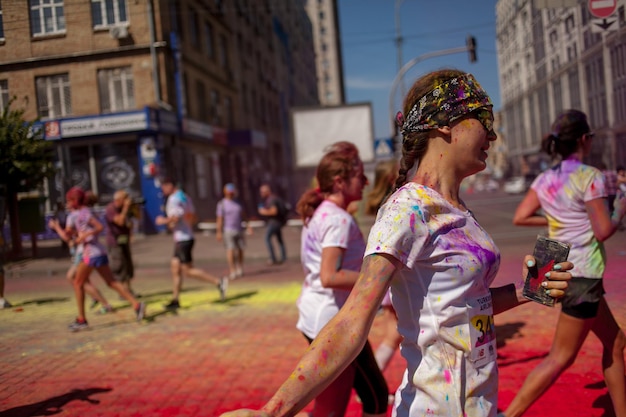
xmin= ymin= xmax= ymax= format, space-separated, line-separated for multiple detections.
xmin=590 ymin=389 xmax=614 ymax=417
xmin=498 ymin=352 xmax=548 ymax=368
xmin=210 ymin=290 xmax=258 ymax=304
xmin=14 ymin=297 xmax=70 ymax=307
xmin=495 ymin=322 xmax=525 ymax=349
xmin=0 ymin=387 xmax=113 ymax=417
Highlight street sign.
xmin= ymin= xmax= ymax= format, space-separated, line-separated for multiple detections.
xmin=588 ymin=0 xmax=617 ymax=19
xmin=591 ymin=17 xmax=618 ymax=32
xmin=374 ymin=138 xmax=394 ymax=160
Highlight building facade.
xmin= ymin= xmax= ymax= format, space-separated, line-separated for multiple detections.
xmin=0 ymin=0 xmax=320 ymax=233
xmin=304 ymin=0 xmax=345 ymax=105
xmin=496 ymin=0 xmax=626 ymax=176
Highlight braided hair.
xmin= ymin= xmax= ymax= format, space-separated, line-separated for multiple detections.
xmin=393 ymin=69 xmax=467 ymax=190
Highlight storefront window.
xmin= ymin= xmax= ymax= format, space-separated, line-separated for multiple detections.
xmin=93 ymin=141 xmax=140 ymax=203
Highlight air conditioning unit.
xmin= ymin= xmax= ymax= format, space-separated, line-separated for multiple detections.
xmin=109 ymin=25 xmax=129 ymax=40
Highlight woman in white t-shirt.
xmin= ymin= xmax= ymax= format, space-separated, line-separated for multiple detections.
xmin=294 ymin=141 xmax=388 ymax=417
xmin=220 ymin=69 xmax=574 ymax=417
xmin=505 ymin=110 xmax=626 ymax=417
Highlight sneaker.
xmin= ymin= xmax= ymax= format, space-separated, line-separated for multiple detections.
xmin=164 ymin=299 xmax=180 ymax=310
xmin=135 ymin=302 xmax=146 ymax=321
xmin=218 ymin=277 xmax=228 ymax=301
xmin=235 ymin=266 xmax=243 ymax=278
xmin=68 ymin=318 xmax=89 ymax=331
xmin=0 ymin=299 xmax=12 ymax=309
xmin=90 ymin=299 xmax=99 ymax=310
xmin=98 ymin=305 xmax=115 ymax=315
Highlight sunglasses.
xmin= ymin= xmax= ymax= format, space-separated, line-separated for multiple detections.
xmin=470 ymin=108 xmax=494 ymax=132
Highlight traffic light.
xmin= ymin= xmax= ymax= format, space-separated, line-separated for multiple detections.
xmin=467 ymin=35 xmax=477 ymax=63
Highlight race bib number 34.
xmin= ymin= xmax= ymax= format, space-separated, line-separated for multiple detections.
xmin=467 ymin=294 xmax=497 ymax=367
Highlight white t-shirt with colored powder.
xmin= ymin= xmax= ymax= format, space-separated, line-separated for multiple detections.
xmin=365 ymin=183 xmax=501 ymax=417
xmin=531 ymin=157 xmax=607 ymax=278
xmin=296 ymin=200 xmax=366 ymax=339
xmin=66 ymin=207 xmax=106 ymax=262
xmin=165 ymin=189 xmax=195 ymax=242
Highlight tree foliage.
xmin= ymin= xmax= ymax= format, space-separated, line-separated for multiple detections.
xmin=0 ymin=97 xmax=55 ymax=194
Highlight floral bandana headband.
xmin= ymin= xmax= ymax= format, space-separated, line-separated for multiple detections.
xmin=397 ymin=74 xmax=493 ymax=136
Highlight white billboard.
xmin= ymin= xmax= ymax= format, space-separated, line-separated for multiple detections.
xmin=290 ymin=103 xmax=375 ymax=168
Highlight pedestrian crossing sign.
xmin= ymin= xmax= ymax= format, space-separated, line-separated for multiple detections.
xmin=374 ymin=138 xmax=394 ymax=160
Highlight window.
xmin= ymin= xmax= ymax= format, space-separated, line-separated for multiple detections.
xmin=568 ymin=68 xmax=581 ymax=110
xmin=30 ymin=0 xmax=65 ymax=36
xmin=0 ymin=3 xmax=4 ymax=39
xmin=204 ymin=21 xmax=214 ymax=58
xmin=170 ymin=1 xmax=183 ymax=40
xmin=224 ymin=96 xmax=233 ymax=128
xmin=188 ymin=7 xmax=199 ymax=48
xmin=218 ymin=35 xmax=228 ymax=69
xmin=209 ymin=89 xmax=220 ymax=124
xmin=567 ymin=44 xmax=577 ymax=61
xmin=92 ymin=0 xmax=128 ymax=27
xmin=585 ymin=55 xmax=608 ymax=128
xmin=552 ymin=78 xmax=563 ymax=115
xmin=196 ymin=80 xmax=206 ymax=119
xmin=36 ymin=74 xmax=71 ymax=118
xmin=97 ymin=67 xmax=135 ymax=113
xmin=549 ymin=30 xmax=558 ymax=48
xmin=565 ymin=15 xmax=575 ymax=34
xmin=0 ymin=80 xmax=9 ymax=110
xmin=241 ymin=83 xmax=247 ymax=111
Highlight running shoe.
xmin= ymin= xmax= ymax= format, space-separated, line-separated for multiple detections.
xmin=164 ymin=299 xmax=180 ymax=310
xmin=135 ymin=302 xmax=146 ymax=321
xmin=218 ymin=277 xmax=228 ymax=301
xmin=0 ymin=299 xmax=12 ymax=309
xmin=68 ymin=318 xmax=89 ymax=331
xmin=98 ymin=305 xmax=115 ymax=315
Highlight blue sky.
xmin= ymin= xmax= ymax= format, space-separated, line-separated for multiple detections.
xmin=337 ymin=0 xmax=500 ymax=139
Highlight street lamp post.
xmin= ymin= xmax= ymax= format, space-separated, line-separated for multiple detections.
xmin=395 ymin=0 xmax=407 ymax=96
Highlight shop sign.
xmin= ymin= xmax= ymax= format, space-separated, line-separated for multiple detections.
xmin=61 ymin=112 xmax=148 ymax=138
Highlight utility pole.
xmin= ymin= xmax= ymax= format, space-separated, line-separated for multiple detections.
xmin=395 ymin=0 xmax=407 ymax=97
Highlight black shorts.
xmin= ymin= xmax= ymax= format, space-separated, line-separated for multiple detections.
xmin=560 ymin=277 xmax=605 ymax=319
xmin=108 ymin=244 xmax=134 ymax=282
xmin=303 ymin=333 xmax=388 ymax=414
xmin=174 ymin=240 xmax=195 ymax=264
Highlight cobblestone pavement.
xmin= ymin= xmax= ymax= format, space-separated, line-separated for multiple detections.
xmin=1 ymin=192 xmax=625 ymax=417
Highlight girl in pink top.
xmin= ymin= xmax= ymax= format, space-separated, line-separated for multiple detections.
xmin=58 ymin=187 xmax=145 ymax=330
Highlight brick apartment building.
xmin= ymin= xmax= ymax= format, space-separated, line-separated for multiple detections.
xmin=0 ymin=0 xmax=320 ymax=233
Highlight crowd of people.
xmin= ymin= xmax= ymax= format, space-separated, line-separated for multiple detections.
xmin=3 ymin=68 xmax=625 ymax=416
xmin=6 ymin=177 xmax=292 ymax=330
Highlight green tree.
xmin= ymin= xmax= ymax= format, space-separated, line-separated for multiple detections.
xmin=0 ymin=98 xmax=55 ymax=257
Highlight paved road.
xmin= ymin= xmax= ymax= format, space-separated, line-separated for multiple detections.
xmin=1 ymin=191 xmax=625 ymax=416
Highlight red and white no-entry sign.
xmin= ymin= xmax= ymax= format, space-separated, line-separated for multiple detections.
xmin=588 ymin=0 xmax=617 ymax=18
